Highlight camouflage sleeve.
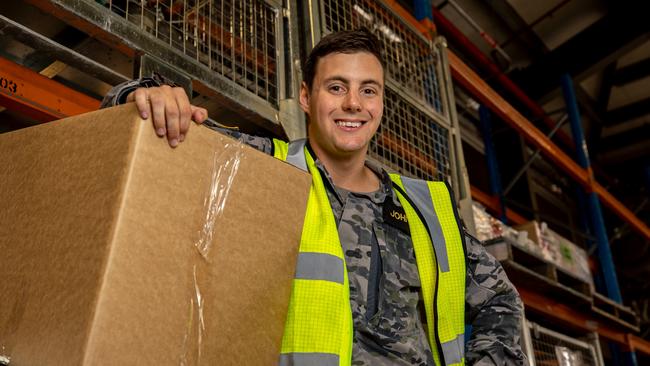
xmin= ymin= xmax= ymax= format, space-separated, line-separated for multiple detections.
xmin=464 ymin=233 xmax=528 ymax=366
xmin=101 ymin=78 xmax=274 ymax=155
xmin=203 ymin=120 xmax=274 ymax=155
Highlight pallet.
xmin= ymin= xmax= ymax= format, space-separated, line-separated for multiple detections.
xmin=591 ymin=292 xmax=640 ymax=332
xmin=484 ymin=237 xmax=593 ymax=308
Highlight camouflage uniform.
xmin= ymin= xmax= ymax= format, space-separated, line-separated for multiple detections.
xmin=102 ymin=81 xmax=527 ymax=366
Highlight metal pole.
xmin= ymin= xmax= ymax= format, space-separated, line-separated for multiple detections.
xmin=561 ymin=73 xmax=622 ymax=303
xmin=561 ymin=72 xmax=637 ymax=366
xmin=414 ymin=0 xmax=434 ymax=21
xmin=478 ymin=105 xmax=506 ymax=222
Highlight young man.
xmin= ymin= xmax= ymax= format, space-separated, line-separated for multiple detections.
xmin=103 ymin=29 xmax=526 ymax=366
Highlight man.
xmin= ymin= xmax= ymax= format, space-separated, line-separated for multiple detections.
xmin=103 ymin=28 xmax=526 ymax=366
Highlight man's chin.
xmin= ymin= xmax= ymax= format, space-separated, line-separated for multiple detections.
xmin=332 ymin=142 xmax=369 ymax=157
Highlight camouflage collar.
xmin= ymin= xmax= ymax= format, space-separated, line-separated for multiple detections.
xmin=311 ymin=156 xmax=394 ymax=206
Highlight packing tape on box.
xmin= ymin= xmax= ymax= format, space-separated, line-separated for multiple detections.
xmin=194 ymin=136 xmax=245 ymax=258
xmin=180 ymin=136 xmax=246 ymax=365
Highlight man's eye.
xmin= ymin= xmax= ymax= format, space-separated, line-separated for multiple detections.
xmin=329 ymin=85 xmax=345 ymax=93
xmin=362 ymin=88 xmax=377 ymax=96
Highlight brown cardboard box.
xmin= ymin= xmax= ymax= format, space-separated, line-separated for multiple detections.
xmin=0 ymin=104 xmax=311 ymax=365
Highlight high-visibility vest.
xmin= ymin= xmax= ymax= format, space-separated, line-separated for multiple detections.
xmin=273 ymin=139 xmax=466 ymax=366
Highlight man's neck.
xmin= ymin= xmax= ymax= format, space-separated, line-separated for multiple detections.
xmin=312 ymin=148 xmax=380 ymax=193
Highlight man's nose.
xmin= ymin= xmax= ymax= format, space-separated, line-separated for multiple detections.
xmin=342 ymin=92 xmax=362 ymax=112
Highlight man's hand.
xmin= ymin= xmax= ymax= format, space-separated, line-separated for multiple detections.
xmin=126 ymin=85 xmax=208 ymax=147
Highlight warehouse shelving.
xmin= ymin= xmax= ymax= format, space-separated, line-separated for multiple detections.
xmin=0 ymin=55 xmax=99 ymax=122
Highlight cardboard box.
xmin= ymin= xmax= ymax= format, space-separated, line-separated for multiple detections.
xmin=0 ymin=104 xmax=311 ymax=365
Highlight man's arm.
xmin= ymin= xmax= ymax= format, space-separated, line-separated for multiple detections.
xmin=464 ymin=233 xmax=528 ymax=366
xmin=102 ymin=78 xmax=274 ymax=155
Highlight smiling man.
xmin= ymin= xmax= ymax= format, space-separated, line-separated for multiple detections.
xmin=301 ymin=50 xmax=383 ymax=193
xmin=102 ymin=28 xmax=526 ymax=366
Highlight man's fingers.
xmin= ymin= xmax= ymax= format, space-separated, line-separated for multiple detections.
xmin=132 ymin=89 xmax=151 ymax=120
xmin=161 ymin=87 xmax=180 ymax=147
xmin=191 ymin=106 xmax=208 ymax=124
xmin=149 ymin=90 xmax=167 ymax=138
xmin=128 ymin=86 xmax=197 ymax=146
xmin=174 ymin=87 xmax=192 ymax=142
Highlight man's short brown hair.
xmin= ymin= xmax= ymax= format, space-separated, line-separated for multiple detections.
xmin=302 ymin=28 xmax=385 ymax=91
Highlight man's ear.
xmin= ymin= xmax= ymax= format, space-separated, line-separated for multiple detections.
xmin=299 ymin=82 xmax=310 ymax=114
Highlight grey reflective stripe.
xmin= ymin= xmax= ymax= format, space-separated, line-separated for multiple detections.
xmin=441 ymin=335 xmax=464 ymax=365
xmin=279 ymin=352 xmax=339 ymax=366
xmin=286 ymin=139 xmax=308 ymax=172
xmin=401 ymin=176 xmax=450 ymax=272
xmin=458 ymin=333 xmax=465 ymax=356
xmin=294 ymin=252 xmax=344 ymax=284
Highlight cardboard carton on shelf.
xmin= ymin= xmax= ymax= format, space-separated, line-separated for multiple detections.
xmin=0 ymin=104 xmax=311 ymax=365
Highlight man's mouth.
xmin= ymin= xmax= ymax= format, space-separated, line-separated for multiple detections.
xmin=335 ymin=119 xmax=364 ymax=128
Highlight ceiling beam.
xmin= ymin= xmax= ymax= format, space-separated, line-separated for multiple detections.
xmin=606 ymin=96 xmax=650 ymax=125
xmin=510 ymin=5 xmax=650 ymax=100
xmin=598 ymin=139 xmax=650 ymax=165
xmin=613 ymin=57 xmax=650 ymax=86
xmin=598 ymin=62 xmax=617 ymax=114
xmin=599 ymin=123 xmax=650 ymax=154
xmin=588 ymin=62 xmax=617 ymax=154
xmin=484 ymin=0 xmax=547 ymax=58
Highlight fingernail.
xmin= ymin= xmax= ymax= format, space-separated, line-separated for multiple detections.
xmin=156 ymin=128 xmax=165 ymax=136
xmin=141 ymin=112 xmax=148 ymax=119
xmin=179 ymin=134 xmax=185 ymax=142
xmin=170 ymin=139 xmax=178 ymax=147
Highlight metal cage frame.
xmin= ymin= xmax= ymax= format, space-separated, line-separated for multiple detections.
xmin=32 ymin=0 xmax=304 ymax=137
xmin=522 ymin=318 xmax=605 ymax=366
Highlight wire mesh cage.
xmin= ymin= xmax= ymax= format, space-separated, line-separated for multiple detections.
xmin=102 ymin=0 xmax=280 ymax=107
xmin=525 ymin=320 xmax=603 ymax=366
xmin=372 ymin=88 xmax=451 ymax=182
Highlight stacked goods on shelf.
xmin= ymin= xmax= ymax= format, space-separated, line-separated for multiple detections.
xmin=472 ymin=203 xmax=539 ymax=255
xmin=473 ymin=203 xmax=592 ymax=288
xmin=515 ymin=221 xmax=593 ymax=289
xmin=474 ymin=203 xmax=593 ymax=304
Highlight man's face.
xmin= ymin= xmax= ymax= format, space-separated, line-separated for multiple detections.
xmin=300 ymin=51 xmax=384 ymax=161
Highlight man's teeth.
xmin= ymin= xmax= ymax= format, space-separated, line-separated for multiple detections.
xmin=336 ymin=121 xmax=362 ymax=128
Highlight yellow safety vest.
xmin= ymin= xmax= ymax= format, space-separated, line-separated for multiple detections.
xmin=273 ymin=139 xmax=466 ymax=366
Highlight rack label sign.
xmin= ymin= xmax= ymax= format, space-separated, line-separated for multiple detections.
xmin=0 ymin=76 xmax=18 ymax=94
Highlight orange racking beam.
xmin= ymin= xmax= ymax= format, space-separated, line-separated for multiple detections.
xmin=518 ymin=287 xmax=650 ymax=356
xmin=447 ymin=51 xmax=650 ymax=241
xmin=0 ymin=57 xmax=99 ymax=122
xmin=629 ymin=334 xmax=650 ymax=356
xmin=519 ymin=287 xmax=627 ymax=344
